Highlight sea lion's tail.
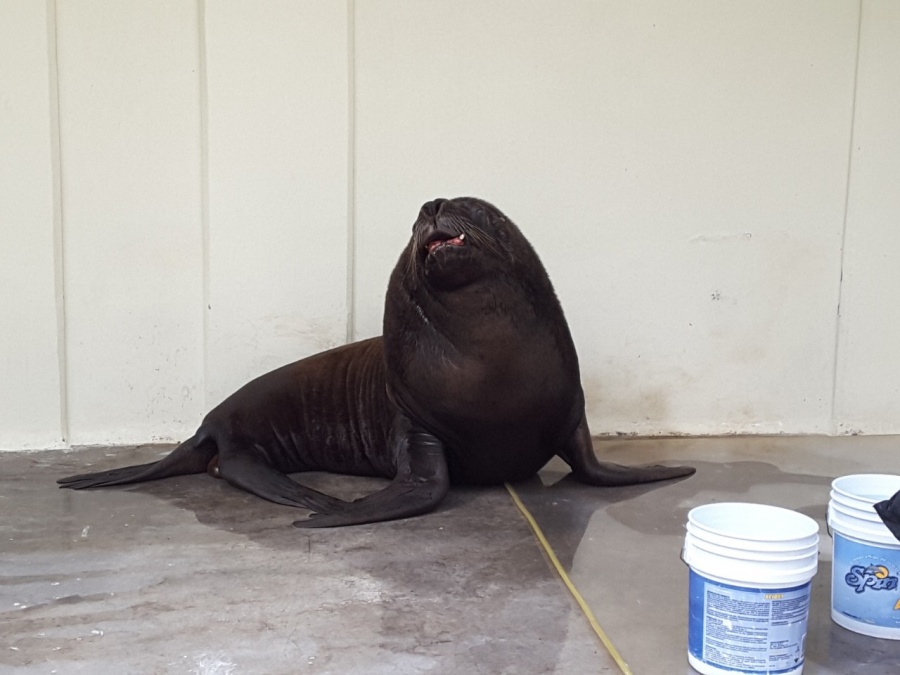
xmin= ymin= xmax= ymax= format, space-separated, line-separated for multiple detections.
xmin=57 ymin=433 xmax=217 ymax=490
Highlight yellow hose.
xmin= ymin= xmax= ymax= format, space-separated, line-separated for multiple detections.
xmin=505 ymin=483 xmax=634 ymax=675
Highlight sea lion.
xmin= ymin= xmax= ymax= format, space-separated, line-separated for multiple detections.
xmin=59 ymin=197 xmax=694 ymax=527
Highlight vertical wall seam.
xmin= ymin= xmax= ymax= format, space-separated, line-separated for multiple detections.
xmin=198 ymin=0 xmax=211 ymax=412
xmin=345 ymin=0 xmax=357 ymax=344
xmin=47 ymin=0 xmax=69 ymax=446
xmin=830 ymin=0 xmax=865 ymax=436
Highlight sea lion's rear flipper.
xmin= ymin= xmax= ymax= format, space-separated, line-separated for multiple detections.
xmin=214 ymin=449 xmax=350 ymax=513
xmin=57 ymin=435 xmax=216 ymax=489
xmin=293 ymin=417 xmax=450 ymax=528
xmin=558 ymin=413 xmax=695 ymax=486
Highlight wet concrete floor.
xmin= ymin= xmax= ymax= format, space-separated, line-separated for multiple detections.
xmin=2 ymin=436 xmax=899 ymax=673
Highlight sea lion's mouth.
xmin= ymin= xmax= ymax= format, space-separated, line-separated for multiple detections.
xmin=425 ymin=232 xmax=466 ymax=255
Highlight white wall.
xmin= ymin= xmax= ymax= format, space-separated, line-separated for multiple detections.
xmin=0 ymin=1 xmax=65 ymax=449
xmin=56 ymin=0 xmax=206 ymax=445
xmin=1 ymin=0 xmax=898 ymax=449
xmin=203 ymin=1 xmax=350 ymax=408
xmin=833 ymin=0 xmax=900 ymax=435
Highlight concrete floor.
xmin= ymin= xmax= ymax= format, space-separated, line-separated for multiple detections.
xmin=2 ymin=437 xmax=900 ymax=674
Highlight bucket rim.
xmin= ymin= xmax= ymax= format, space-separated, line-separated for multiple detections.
xmin=685 ymin=531 xmax=819 ymax=562
xmin=831 ymin=474 xmax=900 ymax=502
xmin=830 ymin=526 xmax=900 ymax=548
xmin=687 ymin=502 xmax=819 ymax=542
xmin=682 ymin=547 xmax=818 ymax=585
xmin=828 ymin=498 xmax=882 ymax=521
xmin=828 ymin=507 xmax=900 ymax=547
xmin=685 ymin=521 xmax=819 ymax=551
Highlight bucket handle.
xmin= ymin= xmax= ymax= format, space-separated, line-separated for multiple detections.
xmin=826 ymin=505 xmax=833 ymax=539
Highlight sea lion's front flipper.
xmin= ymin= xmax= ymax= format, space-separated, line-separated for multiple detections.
xmin=293 ymin=416 xmax=450 ymax=528
xmin=558 ymin=413 xmax=695 ymax=486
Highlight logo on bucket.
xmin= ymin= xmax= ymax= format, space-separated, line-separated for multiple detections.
xmin=845 ymin=564 xmax=899 ymax=594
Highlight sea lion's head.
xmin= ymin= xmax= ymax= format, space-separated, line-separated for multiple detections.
xmin=405 ymin=197 xmax=533 ymax=292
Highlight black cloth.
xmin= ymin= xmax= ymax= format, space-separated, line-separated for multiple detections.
xmin=874 ymin=489 xmax=900 ymax=542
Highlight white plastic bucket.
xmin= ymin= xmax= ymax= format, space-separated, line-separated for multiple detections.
xmin=683 ymin=503 xmax=819 ymax=675
xmin=828 ymin=474 xmax=900 ymax=640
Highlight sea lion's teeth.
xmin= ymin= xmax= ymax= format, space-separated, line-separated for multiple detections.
xmin=458 ymin=233 xmax=466 ymax=241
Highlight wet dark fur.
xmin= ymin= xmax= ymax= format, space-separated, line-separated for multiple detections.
xmin=59 ymin=197 xmax=694 ymax=527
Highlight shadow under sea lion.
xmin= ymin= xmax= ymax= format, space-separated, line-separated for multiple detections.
xmin=59 ymin=197 xmax=694 ymax=527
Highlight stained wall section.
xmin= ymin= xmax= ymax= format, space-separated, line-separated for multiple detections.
xmin=352 ymin=0 xmax=861 ymax=435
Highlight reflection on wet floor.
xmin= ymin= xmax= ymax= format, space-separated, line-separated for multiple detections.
xmin=1 ymin=436 xmax=899 ymax=673
xmin=520 ymin=436 xmax=900 ymax=674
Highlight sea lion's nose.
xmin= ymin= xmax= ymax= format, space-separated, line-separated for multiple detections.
xmin=421 ymin=198 xmax=447 ymax=219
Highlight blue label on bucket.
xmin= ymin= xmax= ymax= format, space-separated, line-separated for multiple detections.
xmin=688 ymin=570 xmax=810 ymax=674
xmin=832 ymin=533 xmax=900 ymax=630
